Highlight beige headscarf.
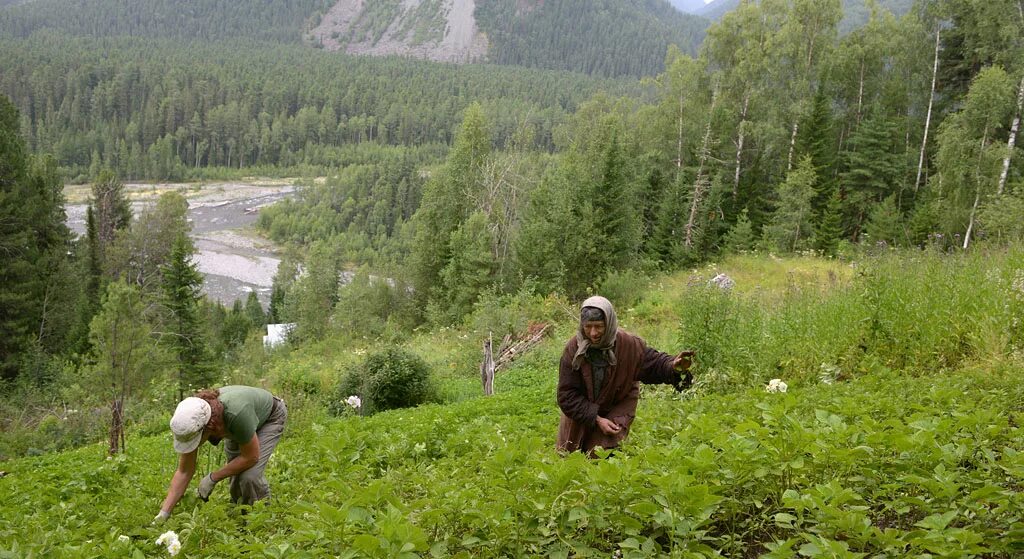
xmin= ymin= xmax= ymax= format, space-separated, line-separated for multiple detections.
xmin=572 ymin=295 xmax=618 ymax=370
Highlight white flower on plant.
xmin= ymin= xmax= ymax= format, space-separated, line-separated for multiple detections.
xmin=117 ymin=535 xmax=130 ymax=543
xmin=766 ymin=378 xmax=788 ymax=393
xmin=346 ymin=395 xmax=362 ymax=409
xmin=156 ymin=530 xmax=181 ymax=555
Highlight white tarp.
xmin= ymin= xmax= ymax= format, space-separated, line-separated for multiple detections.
xmin=263 ymin=323 xmax=296 ymax=348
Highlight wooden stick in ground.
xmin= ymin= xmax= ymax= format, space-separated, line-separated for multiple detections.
xmin=481 ymin=332 xmax=495 ymax=396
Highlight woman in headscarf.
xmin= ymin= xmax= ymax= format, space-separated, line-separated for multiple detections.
xmin=556 ymin=296 xmax=694 ymax=454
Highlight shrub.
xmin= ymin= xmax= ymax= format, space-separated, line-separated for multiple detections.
xmin=597 ymin=268 xmax=650 ymax=311
xmin=330 ymin=347 xmax=433 ymax=415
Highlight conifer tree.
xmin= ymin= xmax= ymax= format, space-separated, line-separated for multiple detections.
xmin=840 ymin=111 xmax=903 ymax=239
xmin=863 ymin=194 xmax=904 ymax=246
xmin=0 ymin=95 xmax=74 ymax=378
xmin=814 ymin=187 xmax=844 ymax=255
xmin=763 ymin=155 xmax=818 ymax=253
xmin=723 ymin=208 xmax=756 ymax=254
xmin=161 ymin=233 xmax=211 ymax=395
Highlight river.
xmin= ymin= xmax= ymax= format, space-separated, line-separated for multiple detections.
xmin=65 ymin=181 xmax=296 ymax=307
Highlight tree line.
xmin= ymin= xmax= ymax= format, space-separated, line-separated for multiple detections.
xmin=0 ymin=35 xmax=629 ymax=182
xmin=0 ymin=0 xmax=708 ymax=80
xmin=474 ymin=0 xmax=708 ymax=78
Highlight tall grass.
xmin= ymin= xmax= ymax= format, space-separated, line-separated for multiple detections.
xmin=657 ymin=246 xmax=1024 ymax=393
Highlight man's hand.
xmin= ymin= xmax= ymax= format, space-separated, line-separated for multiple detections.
xmin=673 ymin=350 xmax=695 ymax=372
xmin=152 ymin=510 xmax=170 ymax=525
xmin=197 ymin=473 xmax=219 ymax=501
xmin=596 ymin=416 xmax=622 ymax=435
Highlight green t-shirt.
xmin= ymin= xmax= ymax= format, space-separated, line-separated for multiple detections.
xmin=219 ymin=386 xmax=274 ymax=443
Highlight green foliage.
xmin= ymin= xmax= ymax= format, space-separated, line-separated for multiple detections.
xmin=933 ymin=66 xmax=1018 ymax=245
xmin=763 ymin=156 xmax=818 ymax=253
xmin=862 ymin=194 xmax=904 ymax=246
xmin=0 ymin=95 xmax=74 ymax=379
xmin=332 ymin=267 xmax=417 ymax=341
xmin=0 ymin=0 xmax=332 ymax=42
xmin=161 ymin=233 xmax=214 ymax=392
xmin=978 ymin=190 xmax=1024 ymax=245
xmin=814 ymin=188 xmax=844 ymax=255
xmin=3 ymin=248 xmax=1024 ymax=556
xmin=332 ymin=347 xmax=434 ymax=416
xmin=411 ymin=103 xmax=494 ymax=322
xmin=723 ymin=208 xmax=756 ymax=253
xmin=840 ymin=112 xmax=905 ymax=238
xmin=596 ymin=269 xmax=651 ymax=312
xmin=0 ymin=36 xmax=623 ymax=180
xmin=475 ymin=0 xmax=708 ymax=78
xmin=284 ymin=239 xmax=342 ymax=342
xmin=85 ymin=281 xmax=166 ymax=403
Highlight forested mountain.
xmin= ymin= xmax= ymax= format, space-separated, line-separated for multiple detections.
xmin=473 ymin=0 xmax=708 ymax=77
xmin=0 ymin=0 xmax=708 ymax=78
xmin=0 ymin=0 xmax=334 ymax=43
xmin=0 ymin=35 xmax=631 ymax=181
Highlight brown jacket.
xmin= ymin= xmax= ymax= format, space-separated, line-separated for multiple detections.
xmin=556 ymin=330 xmax=688 ymax=453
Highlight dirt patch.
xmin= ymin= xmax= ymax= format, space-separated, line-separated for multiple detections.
xmin=310 ymin=0 xmax=488 ymax=63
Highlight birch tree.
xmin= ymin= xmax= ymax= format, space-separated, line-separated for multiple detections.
xmin=934 ymin=67 xmax=1016 ymax=249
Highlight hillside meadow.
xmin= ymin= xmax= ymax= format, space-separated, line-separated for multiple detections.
xmin=1 ymin=247 xmax=1023 ymax=558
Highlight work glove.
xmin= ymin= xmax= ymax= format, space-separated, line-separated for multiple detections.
xmin=152 ymin=510 xmax=170 ymax=525
xmin=197 ymin=473 xmax=219 ymax=501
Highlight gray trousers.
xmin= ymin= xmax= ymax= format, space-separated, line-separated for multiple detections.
xmin=224 ymin=397 xmax=287 ymax=505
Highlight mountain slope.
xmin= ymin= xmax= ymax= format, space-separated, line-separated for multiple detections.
xmin=1 ymin=250 xmax=1023 ymax=557
xmin=309 ymin=0 xmax=488 ymax=64
xmin=475 ymin=0 xmax=708 ymax=77
xmin=0 ymin=0 xmax=709 ymax=78
xmin=0 ymin=0 xmax=333 ymax=43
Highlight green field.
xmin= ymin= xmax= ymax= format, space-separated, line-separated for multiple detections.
xmin=2 ymin=248 xmax=1023 ymax=558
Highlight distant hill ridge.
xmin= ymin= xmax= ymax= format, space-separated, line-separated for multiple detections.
xmin=695 ymin=0 xmax=914 ymax=33
xmin=0 ymin=0 xmax=709 ymax=78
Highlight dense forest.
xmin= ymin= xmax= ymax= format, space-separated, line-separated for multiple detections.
xmin=0 ymin=36 xmax=629 ymax=181
xmin=1 ymin=0 xmax=1023 ymax=462
xmin=0 ymin=0 xmax=708 ymax=79
xmin=699 ymin=0 xmax=915 ymax=32
xmin=474 ymin=0 xmax=708 ymax=77
xmin=0 ymin=0 xmax=333 ymax=43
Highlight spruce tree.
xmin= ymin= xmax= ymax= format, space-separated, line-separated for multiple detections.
xmin=864 ymin=194 xmax=905 ymax=247
xmin=814 ymin=187 xmax=844 ymax=255
xmin=0 ymin=96 xmax=74 ymax=379
xmin=796 ymin=86 xmax=837 ymax=216
xmin=161 ymin=233 xmax=211 ymax=394
xmin=723 ymin=208 xmax=756 ymax=254
xmin=763 ymin=155 xmax=818 ymax=253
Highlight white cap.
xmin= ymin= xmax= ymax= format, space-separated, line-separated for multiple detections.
xmin=169 ymin=397 xmax=211 ymax=453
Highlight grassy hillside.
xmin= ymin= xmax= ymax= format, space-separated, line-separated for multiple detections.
xmin=2 ymin=248 xmax=1023 ymax=557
